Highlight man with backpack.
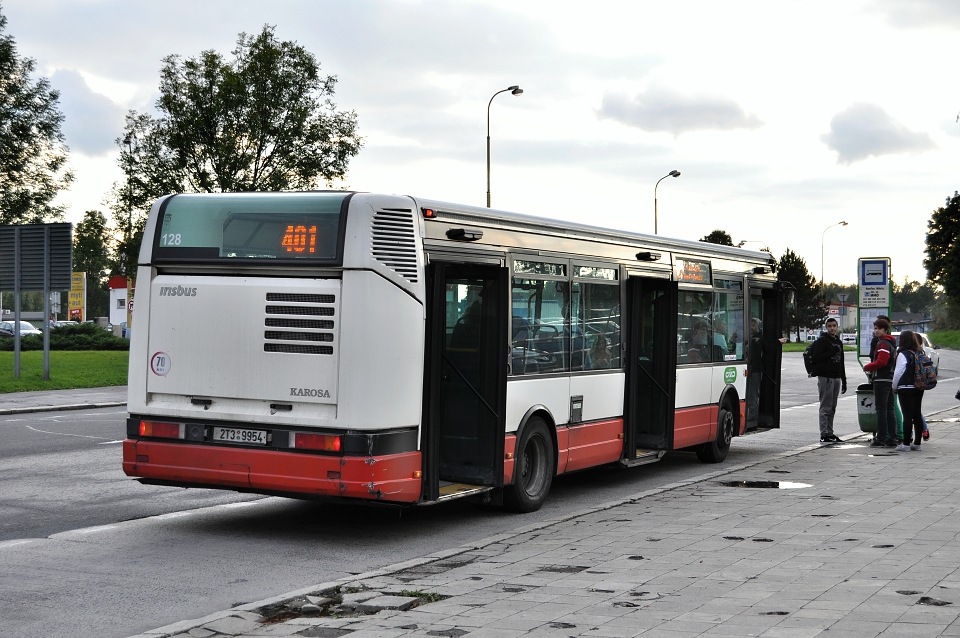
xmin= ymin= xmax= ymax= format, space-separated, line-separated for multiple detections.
xmin=808 ymin=317 xmax=846 ymax=443
xmin=863 ymin=317 xmax=898 ymax=448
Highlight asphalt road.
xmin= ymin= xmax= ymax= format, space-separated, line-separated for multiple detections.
xmin=1 ymin=350 xmax=956 ymax=638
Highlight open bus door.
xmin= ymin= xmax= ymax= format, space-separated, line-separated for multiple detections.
xmin=746 ymin=285 xmax=785 ymax=431
xmin=423 ymin=262 xmax=508 ymax=504
xmin=624 ymin=276 xmax=678 ymax=462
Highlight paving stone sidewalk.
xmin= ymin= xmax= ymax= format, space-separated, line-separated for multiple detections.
xmin=131 ymin=407 xmax=960 ymax=638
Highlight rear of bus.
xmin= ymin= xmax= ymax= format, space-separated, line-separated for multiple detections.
xmin=122 ymin=192 xmax=429 ymax=503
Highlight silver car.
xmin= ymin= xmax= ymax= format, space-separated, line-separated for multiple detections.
xmin=0 ymin=320 xmax=42 ymax=337
xmin=892 ymin=331 xmax=939 ymax=375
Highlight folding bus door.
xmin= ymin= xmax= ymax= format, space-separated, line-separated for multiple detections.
xmin=423 ymin=262 xmax=508 ymax=503
xmin=745 ymin=286 xmax=783 ymax=431
xmin=624 ymin=276 xmax=678 ymax=456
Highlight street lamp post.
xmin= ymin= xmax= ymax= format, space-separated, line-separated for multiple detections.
xmin=123 ymin=135 xmax=135 ymax=336
xmin=653 ymin=170 xmax=680 ymax=234
xmin=486 ymin=85 xmax=523 ymax=208
xmin=821 ymin=220 xmax=848 ymax=302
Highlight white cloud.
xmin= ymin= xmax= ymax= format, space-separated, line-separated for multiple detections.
xmin=51 ymin=70 xmax=127 ymax=156
xmin=598 ymin=87 xmax=763 ymax=136
xmin=821 ymin=103 xmax=936 ymax=164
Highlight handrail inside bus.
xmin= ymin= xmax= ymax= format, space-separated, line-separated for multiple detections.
xmin=440 ymin=352 xmax=500 ymax=420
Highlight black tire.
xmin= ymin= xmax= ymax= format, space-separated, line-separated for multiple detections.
xmin=697 ymin=402 xmax=734 ymax=463
xmin=504 ymin=418 xmax=555 ymax=512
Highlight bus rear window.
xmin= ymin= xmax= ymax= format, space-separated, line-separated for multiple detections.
xmin=152 ymin=192 xmax=348 ymax=263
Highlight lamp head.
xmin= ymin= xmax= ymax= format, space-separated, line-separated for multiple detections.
xmin=669 ymin=170 xmax=680 ymax=178
xmin=840 ymin=221 xmax=848 ymax=226
xmin=509 ymin=85 xmax=523 ymax=96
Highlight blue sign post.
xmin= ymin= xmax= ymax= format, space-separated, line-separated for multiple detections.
xmin=857 ymin=257 xmax=891 ymax=359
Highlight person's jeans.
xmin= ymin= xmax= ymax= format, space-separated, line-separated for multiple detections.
xmin=873 ymin=380 xmax=896 ymax=443
xmin=897 ymin=388 xmax=925 ymax=445
xmin=817 ymin=377 xmax=841 ymax=436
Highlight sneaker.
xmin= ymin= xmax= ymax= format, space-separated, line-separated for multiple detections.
xmin=922 ymin=429 xmax=930 ymax=441
xmin=884 ymin=440 xmax=896 ymax=448
xmin=869 ymin=440 xmax=885 ymax=448
xmin=820 ymin=436 xmax=831 ymax=444
xmin=829 ymin=434 xmax=842 ymax=442
xmin=910 ymin=444 xmax=921 ymax=451
xmin=895 ymin=443 xmax=911 ymax=452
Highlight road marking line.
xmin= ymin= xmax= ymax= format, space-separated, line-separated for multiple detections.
xmin=23 ymin=425 xmax=112 ymax=440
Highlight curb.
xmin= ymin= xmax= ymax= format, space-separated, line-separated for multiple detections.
xmin=0 ymin=401 xmax=126 ymax=416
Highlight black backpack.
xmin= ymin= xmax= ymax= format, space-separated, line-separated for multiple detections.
xmin=803 ymin=342 xmax=816 ymax=377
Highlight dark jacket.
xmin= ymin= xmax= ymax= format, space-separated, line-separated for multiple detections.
xmin=863 ymin=334 xmax=897 ymax=380
xmin=809 ymin=332 xmax=846 ymax=381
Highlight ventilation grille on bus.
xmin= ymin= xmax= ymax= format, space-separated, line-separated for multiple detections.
xmin=263 ymin=292 xmax=336 ymax=355
xmin=371 ymin=208 xmax=419 ymax=284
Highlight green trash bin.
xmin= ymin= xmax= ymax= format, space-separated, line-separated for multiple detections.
xmin=856 ymin=383 xmax=876 ymax=433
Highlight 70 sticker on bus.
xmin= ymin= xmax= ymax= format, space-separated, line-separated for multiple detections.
xmin=151 ymin=351 xmax=172 ymax=376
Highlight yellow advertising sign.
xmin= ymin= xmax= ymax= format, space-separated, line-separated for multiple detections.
xmin=70 ymin=271 xmax=86 ymax=322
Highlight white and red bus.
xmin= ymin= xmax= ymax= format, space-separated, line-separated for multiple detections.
xmin=123 ymin=192 xmax=791 ymax=511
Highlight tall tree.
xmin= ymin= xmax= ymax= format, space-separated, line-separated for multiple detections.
xmin=924 ymin=191 xmax=960 ymax=326
xmin=777 ymin=248 xmax=824 ymax=341
xmin=73 ymin=210 xmax=112 ymax=319
xmin=700 ymin=230 xmax=733 ymax=246
xmin=0 ymin=8 xmax=73 ymax=224
xmin=113 ymin=24 xmax=362 ymax=274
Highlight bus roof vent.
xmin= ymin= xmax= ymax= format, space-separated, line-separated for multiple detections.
xmin=371 ymin=209 xmax=419 ymax=283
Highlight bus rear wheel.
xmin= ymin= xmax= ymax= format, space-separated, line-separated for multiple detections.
xmin=504 ymin=418 xmax=554 ymax=512
xmin=697 ymin=402 xmax=734 ymax=463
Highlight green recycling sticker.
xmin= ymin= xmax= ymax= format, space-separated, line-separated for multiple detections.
xmin=723 ymin=367 xmax=738 ymax=384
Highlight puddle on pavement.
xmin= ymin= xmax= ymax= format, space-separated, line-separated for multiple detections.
xmin=719 ymin=480 xmax=811 ymax=489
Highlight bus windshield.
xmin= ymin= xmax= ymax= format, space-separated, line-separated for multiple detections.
xmin=152 ymin=192 xmax=348 ymax=263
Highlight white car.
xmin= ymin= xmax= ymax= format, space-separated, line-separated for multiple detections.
xmin=891 ymin=331 xmax=939 ymax=374
xmin=0 ymin=320 xmax=42 ymax=337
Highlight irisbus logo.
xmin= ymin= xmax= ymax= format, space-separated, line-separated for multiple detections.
xmin=159 ymin=285 xmax=197 ymax=297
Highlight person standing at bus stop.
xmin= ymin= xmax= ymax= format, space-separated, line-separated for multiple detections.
xmin=808 ymin=317 xmax=846 ymax=443
xmin=863 ymin=317 xmax=897 ymax=448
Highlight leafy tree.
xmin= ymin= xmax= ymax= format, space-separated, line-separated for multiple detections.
xmin=891 ymin=279 xmax=938 ymax=315
xmin=112 ymin=25 xmax=363 ymax=272
xmin=925 ymin=191 xmax=960 ymax=326
xmin=777 ymin=248 xmax=824 ymax=341
xmin=0 ymin=9 xmax=73 ymax=224
xmin=73 ymin=210 xmax=112 ymax=319
xmin=701 ymin=230 xmax=733 ymax=246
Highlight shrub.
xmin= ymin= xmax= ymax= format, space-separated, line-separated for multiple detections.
xmin=0 ymin=323 xmax=130 ymax=351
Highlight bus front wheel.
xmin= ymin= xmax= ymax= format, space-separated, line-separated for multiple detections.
xmin=697 ymin=402 xmax=734 ymax=463
xmin=504 ymin=418 xmax=555 ymax=512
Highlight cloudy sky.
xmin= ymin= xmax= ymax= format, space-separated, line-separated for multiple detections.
xmin=5 ymin=0 xmax=959 ymax=285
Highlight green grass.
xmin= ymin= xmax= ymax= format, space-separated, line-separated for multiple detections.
xmin=0 ymin=351 xmax=129 ymax=393
xmin=928 ymin=330 xmax=960 ymax=350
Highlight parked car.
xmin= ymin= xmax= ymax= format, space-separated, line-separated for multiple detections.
xmin=0 ymin=320 xmax=42 ymax=337
xmin=891 ymin=331 xmax=939 ymax=375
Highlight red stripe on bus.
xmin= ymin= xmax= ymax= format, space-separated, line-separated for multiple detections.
xmin=558 ymin=418 xmax=624 ymax=473
xmin=122 ymin=440 xmax=422 ymax=503
xmin=673 ymin=405 xmax=716 ymax=449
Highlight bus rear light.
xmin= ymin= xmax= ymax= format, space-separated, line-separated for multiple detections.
xmin=421 ymin=207 xmax=436 ymax=218
xmin=139 ymin=421 xmax=183 ymax=439
xmin=294 ymin=432 xmax=342 ymax=452
xmin=412 ymin=470 xmax=422 ymax=479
